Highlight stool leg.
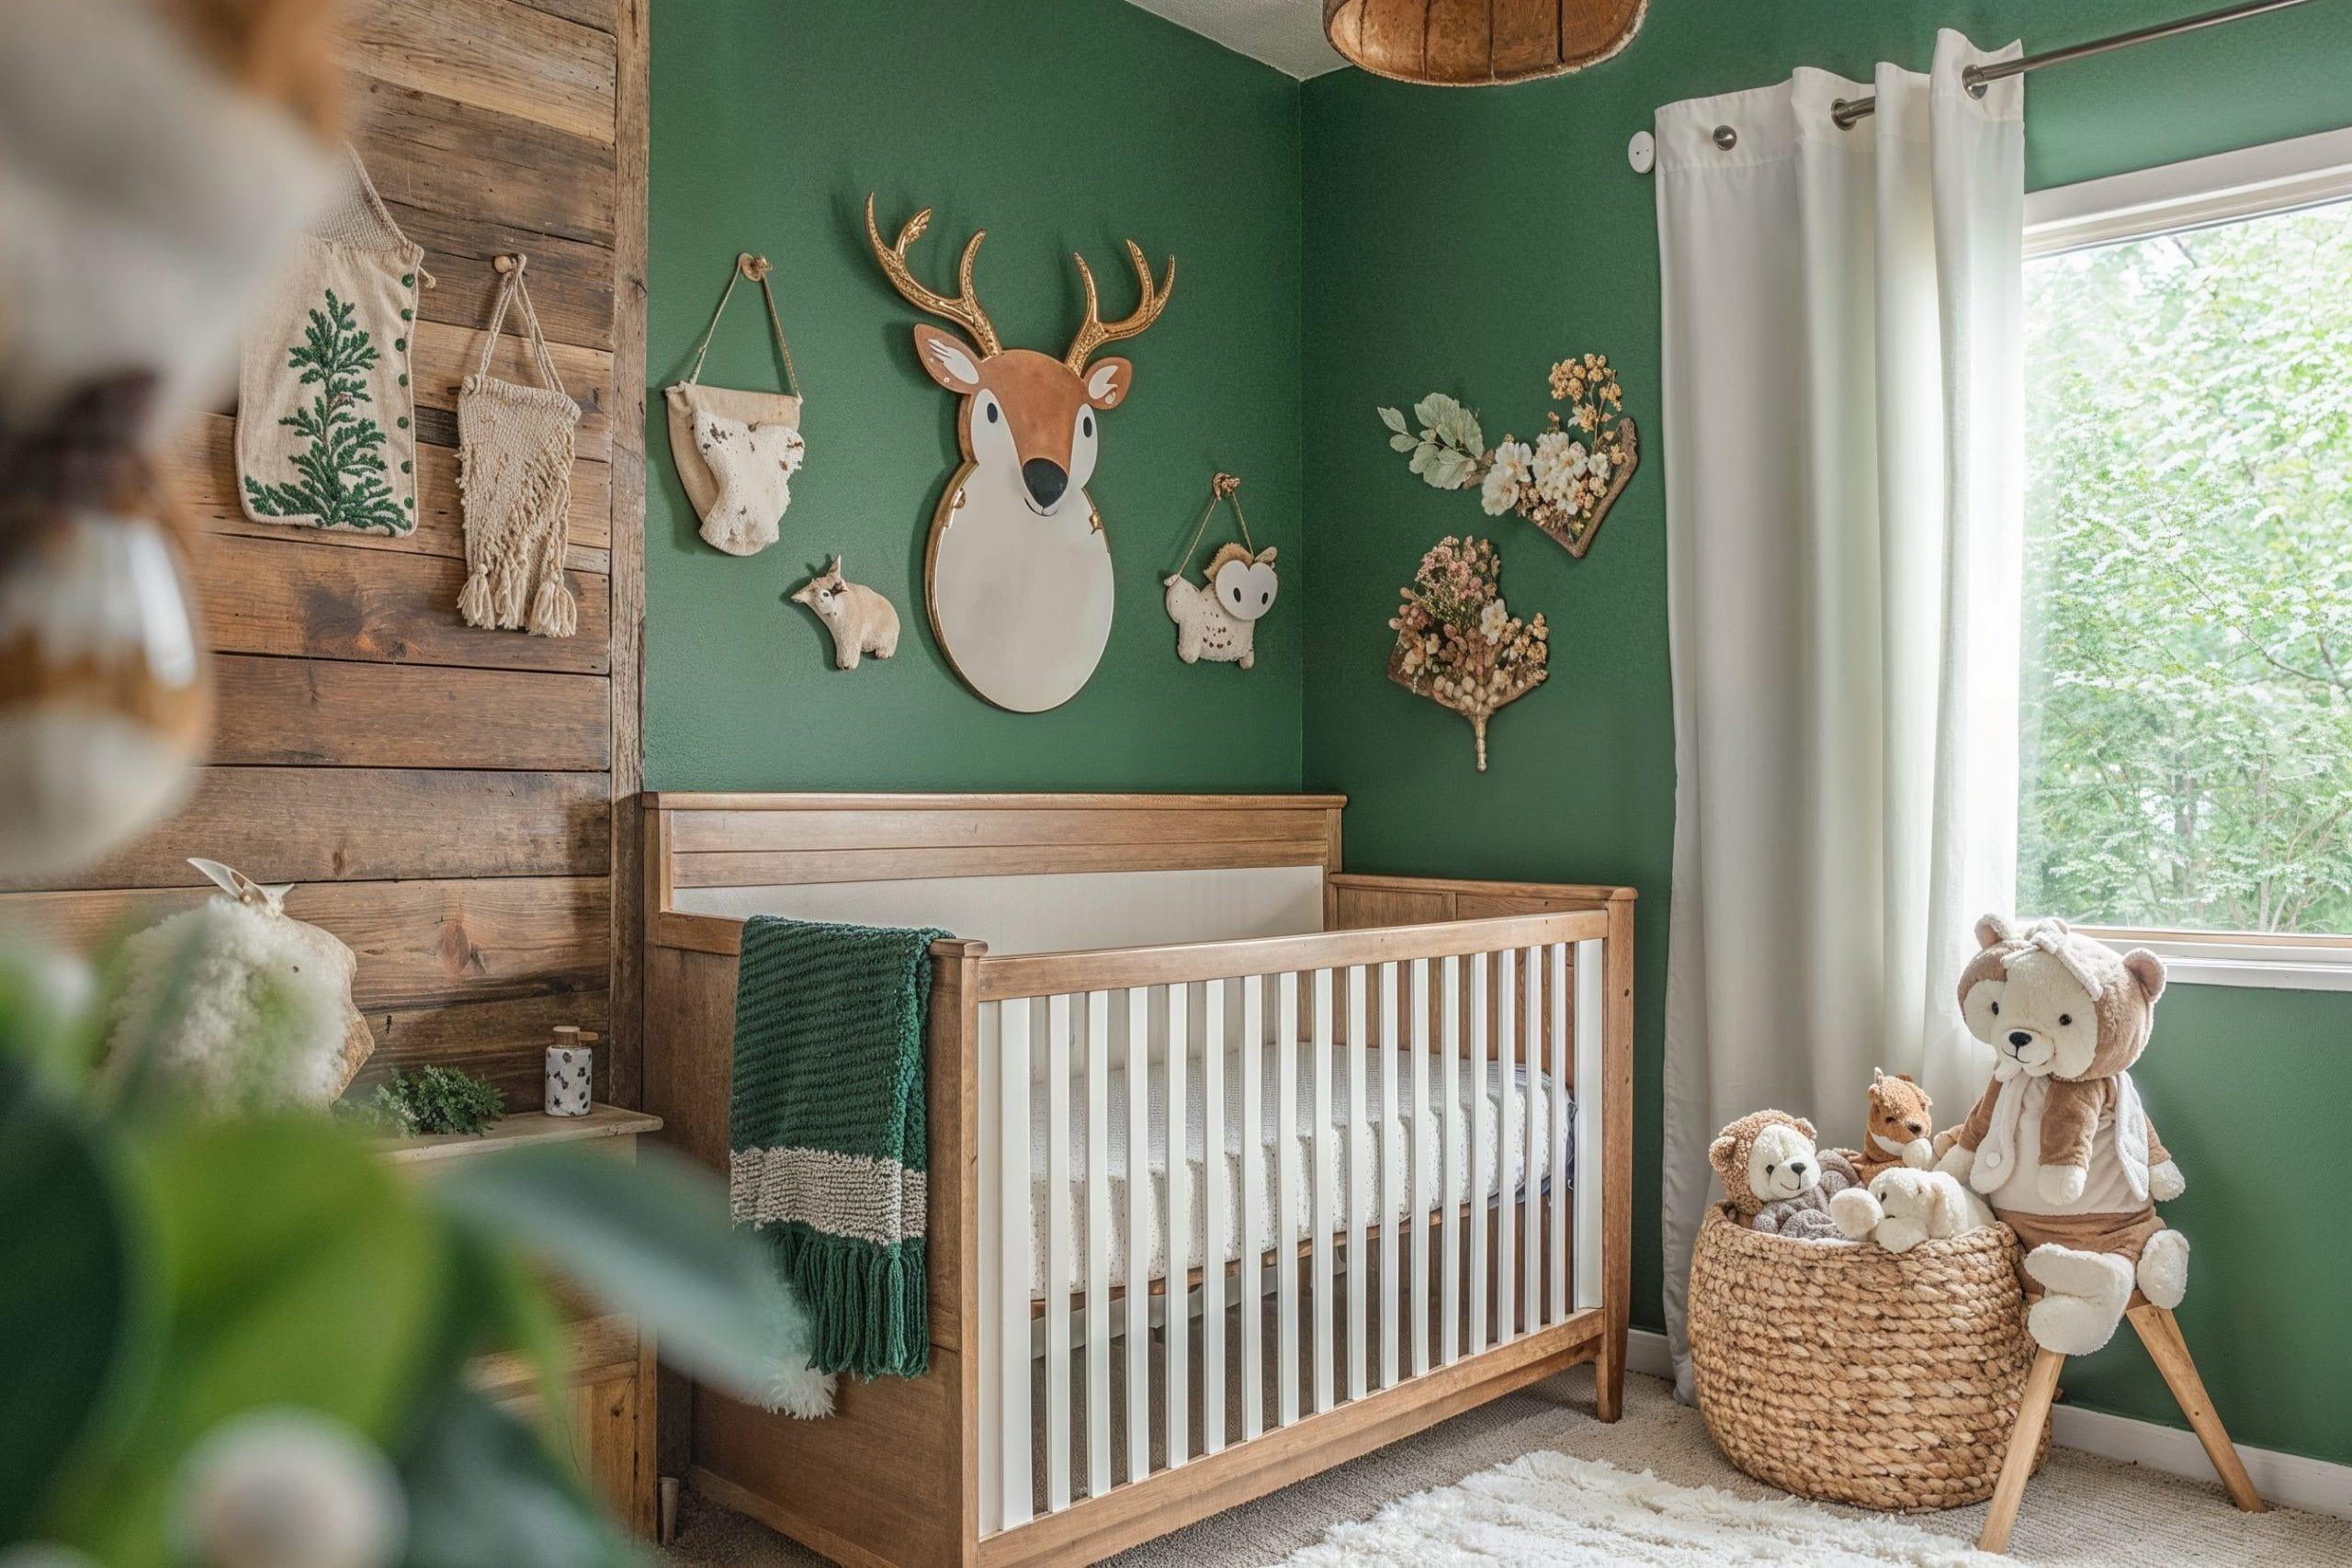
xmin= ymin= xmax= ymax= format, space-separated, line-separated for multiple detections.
xmin=1978 ymin=1348 xmax=2064 ymax=1554
xmin=2126 ymin=1303 xmax=2267 ymax=1513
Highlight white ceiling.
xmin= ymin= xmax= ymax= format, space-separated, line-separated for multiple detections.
xmin=1122 ymin=0 xmax=1348 ymax=80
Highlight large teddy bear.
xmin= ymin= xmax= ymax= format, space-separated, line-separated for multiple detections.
xmin=1938 ymin=916 xmax=2188 ymax=1355
xmin=1710 ymin=1109 xmax=1861 ymax=1240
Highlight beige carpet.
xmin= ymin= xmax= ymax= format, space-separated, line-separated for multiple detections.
xmin=662 ymin=1367 xmax=2351 ymax=1567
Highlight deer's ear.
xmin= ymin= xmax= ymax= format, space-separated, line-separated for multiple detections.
xmin=1081 ymin=356 xmax=1131 ymax=410
xmin=911 ymin=325 xmax=983 ymax=392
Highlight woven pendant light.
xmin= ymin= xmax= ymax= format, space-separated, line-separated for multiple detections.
xmin=1324 ymin=0 xmax=1645 ymax=86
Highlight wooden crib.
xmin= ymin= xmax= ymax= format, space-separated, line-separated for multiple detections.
xmin=641 ymin=793 xmax=1633 ymax=1568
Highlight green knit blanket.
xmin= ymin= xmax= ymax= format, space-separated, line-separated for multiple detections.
xmin=729 ymin=916 xmax=949 ymax=1380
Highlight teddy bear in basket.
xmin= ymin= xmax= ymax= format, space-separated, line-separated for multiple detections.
xmin=1850 ymin=1067 xmax=1947 ymax=1184
xmin=1936 ymin=915 xmax=2187 ymax=1355
xmin=1709 ymin=1109 xmax=1862 ymax=1240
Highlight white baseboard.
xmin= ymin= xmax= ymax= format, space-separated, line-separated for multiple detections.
xmin=1622 ymin=1329 xmax=2351 ymax=1520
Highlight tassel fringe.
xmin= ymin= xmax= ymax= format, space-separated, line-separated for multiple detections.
xmin=528 ymin=575 xmax=578 ymax=638
xmin=773 ymin=1226 xmax=929 ymax=1381
xmin=456 ymin=570 xmax=496 ymax=628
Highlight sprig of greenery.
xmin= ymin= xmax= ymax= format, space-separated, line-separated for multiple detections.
xmin=1379 ymin=394 xmax=1488 ymax=491
xmin=363 ymin=1066 xmax=507 ymax=1137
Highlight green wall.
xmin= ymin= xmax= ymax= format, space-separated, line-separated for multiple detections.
xmin=1298 ymin=2 xmax=2352 ymax=1464
xmin=646 ymin=0 xmax=1303 ymax=792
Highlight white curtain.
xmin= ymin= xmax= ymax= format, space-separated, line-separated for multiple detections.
xmin=1656 ymin=31 xmax=2025 ymax=1396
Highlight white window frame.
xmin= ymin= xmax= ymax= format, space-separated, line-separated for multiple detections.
xmin=2023 ymin=127 xmax=2352 ymax=990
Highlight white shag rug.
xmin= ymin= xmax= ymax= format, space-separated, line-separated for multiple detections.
xmin=1277 ymin=1450 xmax=2003 ymax=1568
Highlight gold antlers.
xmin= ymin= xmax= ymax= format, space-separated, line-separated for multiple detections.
xmin=1066 ymin=241 xmax=1175 ymax=372
xmin=865 ymin=195 xmax=1001 ymax=357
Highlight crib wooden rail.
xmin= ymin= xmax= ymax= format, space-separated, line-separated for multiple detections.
xmin=639 ymin=793 xmax=1633 ymax=1568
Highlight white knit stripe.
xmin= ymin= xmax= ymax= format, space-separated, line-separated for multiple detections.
xmin=730 ymin=1145 xmax=928 ymax=1246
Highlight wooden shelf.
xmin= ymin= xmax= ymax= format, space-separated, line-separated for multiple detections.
xmin=382 ymin=1103 xmax=663 ymax=1165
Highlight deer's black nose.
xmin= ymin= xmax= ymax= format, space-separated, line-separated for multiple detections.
xmin=1023 ymin=458 xmax=1069 ymax=511
xmin=2008 ymin=1031 xmax=2033 ymax=1048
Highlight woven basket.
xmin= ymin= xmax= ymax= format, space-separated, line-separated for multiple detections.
xmin=1688 ymin=1204 xmax=2047 ymax=1511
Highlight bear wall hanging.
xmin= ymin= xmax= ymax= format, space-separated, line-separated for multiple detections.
xmin=1164 ymin=471 xmax=1276 ymax=671
xmin=1377 ymin=353 xmax=1637 ymax=558
xmin=789 ymin=556 xmax=900 ymax=671
xmin=865 ymin=196 xmax=1173 ymax=713
xmin=1388 ymin=535 xmax=1548 ymax=772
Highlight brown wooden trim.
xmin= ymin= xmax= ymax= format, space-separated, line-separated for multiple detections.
xmin=978 ymin=1313 xmax=1604 ymax=1568
xmin=971 ymin=911 xmax=1607 ymax=1001
xmin=606 ymin=0 xmax=649 ymax=1111
xmin=1596 ymin=894 xmax=1634 ymax=1421
xmin=665 ymin=806 xmax=1342 ymax=855
xmin=1329 ymin=872 xmax=1637 ymax=906
xmin=645 ymin=792 xmax=1349 ymax=813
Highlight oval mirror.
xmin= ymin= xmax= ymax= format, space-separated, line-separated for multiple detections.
xmin=927 ymin=461 xmax=1114 ymax=713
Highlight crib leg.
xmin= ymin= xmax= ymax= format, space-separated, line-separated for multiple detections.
xmin=2127 ymin=1304 xmax=2266 ymax=1513
xmin=1595 ymin=1328 xmax=1624 ymax=1422
xmin=1978 ymin=1347 xmax=2064 ymax=1554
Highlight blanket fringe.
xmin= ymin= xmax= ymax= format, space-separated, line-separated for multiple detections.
xmin=775 ymin=1227 xmax=929 ymax=1380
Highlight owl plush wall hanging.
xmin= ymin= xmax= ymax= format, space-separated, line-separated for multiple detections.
xmin=1163 ymin=472 xmax=1277 ymax=671
xmin=665 ymin=252 xmax=807 ymax=556
xmin=865 ymin=196 xmax=1172 ymax=713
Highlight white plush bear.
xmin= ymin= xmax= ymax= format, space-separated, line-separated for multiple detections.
xmin=1830 ymin=1166 xmax=1993 ymax=1254
xmin=1708 ymin=1109 xmax=1861 ymax=1241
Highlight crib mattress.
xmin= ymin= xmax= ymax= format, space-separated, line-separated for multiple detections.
xmin=1023 ymin=1044 xmax=1568 ymax=1296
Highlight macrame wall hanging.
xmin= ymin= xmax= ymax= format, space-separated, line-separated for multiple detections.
xmin=1163 ymin=471 xmax=1277 ymax=671
xmin=238 ymin=143 xmax=427 ymax=536
xmin=457 ymin=254 xmax=582 ymax=637
xmin=666 ymin=252 xmax=807 ymax=556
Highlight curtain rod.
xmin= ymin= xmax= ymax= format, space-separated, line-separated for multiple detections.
xmin=1826 ymin=0 xmax=2318 ymax=129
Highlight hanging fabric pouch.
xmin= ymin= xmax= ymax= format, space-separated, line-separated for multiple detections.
xmin=238 ymin=143 xmax=427 ymax=535
xmin=665 ymin=252 xmax=807 ymax=556
xmin=458 ymin=255 xmax=582 ymax=637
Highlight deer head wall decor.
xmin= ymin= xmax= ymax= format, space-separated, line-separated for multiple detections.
xmin=865 ymin=195 xmax=1173 ymax=712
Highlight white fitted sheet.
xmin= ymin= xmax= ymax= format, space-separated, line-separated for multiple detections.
xmin=1024 ymin=1043 xmax=1568 ymax=1296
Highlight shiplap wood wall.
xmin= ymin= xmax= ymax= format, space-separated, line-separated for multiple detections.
xmin=0 ymin=0 xmax=650 ymax=1111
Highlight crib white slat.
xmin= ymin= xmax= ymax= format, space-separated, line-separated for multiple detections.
xmin=1275 ymin=970 xmax=1301 ymax=1427
xmin=1409 ymin=957 xmax=1432 ymax=1378
xmin=1521 ymin=948 xmax=1544 ymax=1333
xmin=1548 ymin=943 xmax=1568 ymax=1325
xmin=1467 ymin=954 xmax=1488 ymax=1359
xmin=1125 ymin=987 xmax=1150 ymax=1483
xmin=1043 ymin=996 xmax=1072 ymax=1512
xmin=978 ymin=1001 xmax=1004 ymax=1536
xmin=1377 ymin=960 xmax=1400 ymax=1391
xmin=1310 ymin=964 xmax=1335 ymax=1416
xmin=1085 ymin=990 xmax=1112 ymax=1498
xmin=1164 ymin=981 xmax=1190 ymax=1468
xmin=1239 ymin=973 xmax=1266 ymax=1441
xmin=1201 ymin=977 xmax=1227 ymax=1455
xmin=1495 ymin=947 xmax=1516 ymax=1346
xmin=1441 ymin=954 xmax=1462 ymax=1367
xmin=997 ymin=997 xmax=1035 ymax=1529
xmin=1343 ymin=964 xmax=1367 ymax=1404
xmin=1575 ymin=940 xmax=1604 ymax=1314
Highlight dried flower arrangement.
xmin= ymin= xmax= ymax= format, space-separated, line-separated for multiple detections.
xmin=1376 ymin=353 xmax=1638 ymax=558
xmin=1387 ymin=536 xmax=1549 ymax=771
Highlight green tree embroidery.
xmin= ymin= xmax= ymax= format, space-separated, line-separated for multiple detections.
xmin=244 ymin=289 xmax=409 ymax=534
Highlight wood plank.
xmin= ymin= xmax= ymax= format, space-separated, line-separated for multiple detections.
xmin=390 ymin=203 xmax=617 ymax=352
xmin=669 ymin=839 xmax=1332 ymax=889
xmin=0 ymin=875 xmax=610 ymax=1008
xmin=512 ymin=0 xmax=616 ymax=31
xmin=1334 ymin=885 xmax=1453 ymax=931
xmin=351 ymin=73 xmax=617 ymax=249
xmin=609 ymin=0 xmax=649 ymax=1112
xmin=196 ymin=533 xmax=611 ymax=675
xmin=336 ymin=0 xmax=617 ymax=144
xmin=167 ymin=412 xmax=611 ymax=574
xmin=413 ymin=318 xmax=613 ymax=458
xmin=0 ymin=768 xmax=609 ymax=890
xmin=646 ymin=791 xmax=1348 ymax=813
xmin=387 ymin=1105 xmax=661 ymax=1165
xmin=373 ymin=989 xmax=610 ymax=1074
xmin=1329 ymin=873 xmax=1634 ymax=908
xmin=665 ymin=806 xmax=1344 ymax=855
xmin=210 ymin=655 xmax=610 ymax=771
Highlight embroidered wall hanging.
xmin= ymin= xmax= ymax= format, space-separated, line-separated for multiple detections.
xmin=457 ymin=254 xmax=582 ymax=637
xmin=1388 ymin=535 xmax=1548 ymax=772
xmin=1376 ymin=353 xmax=1638 ymax=558
xmin=1163 ymin=471 xmax=1277 ymax=671
xmin=237 ymin=143 xmax=426 ymax=535
xmin=665 ymin=252 xmax=806 ymax=556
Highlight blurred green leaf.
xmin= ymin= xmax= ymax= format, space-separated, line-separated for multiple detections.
xmin=0 ymin=1065 xmax=146 ymax=1542
xmin=429 ymin=1145 xmax=804 ymax=1401
xmin=397 ymin=1387 xmax=639 ymax=1568
xmin=0 ymin=945 xmax=102 ymax=1098
xmin=394 ymin=1220 xmax=578 ymax=1463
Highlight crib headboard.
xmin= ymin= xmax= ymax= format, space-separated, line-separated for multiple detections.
xmin=642 ymin=792 xmax=1349 ymax=956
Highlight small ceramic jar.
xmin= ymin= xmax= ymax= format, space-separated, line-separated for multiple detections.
xmin=545 ymin=1026 xmax=594 ymax=1117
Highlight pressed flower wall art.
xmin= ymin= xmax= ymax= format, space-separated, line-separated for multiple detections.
xmin=1376 ymin=353 xmax=1638 ymax=558
xmin=1388 ymin=536 xmax=1548 ymax=772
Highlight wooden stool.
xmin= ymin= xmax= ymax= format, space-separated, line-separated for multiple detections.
xmin=1978 ymin=1303 xmax=2267 ymax=1553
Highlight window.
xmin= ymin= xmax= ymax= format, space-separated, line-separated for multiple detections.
xmin=2020 ymin=129 xmax=2352 ymax=987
